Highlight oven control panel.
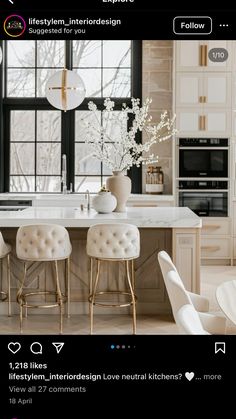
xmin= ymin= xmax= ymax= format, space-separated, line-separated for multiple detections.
xmin=178 ymin=180 xmax=228 ymax=190
xmin=179 ymin=138 xmax=228 ymax=147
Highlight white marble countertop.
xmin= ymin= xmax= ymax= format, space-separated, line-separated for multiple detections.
xmin=0 ymin=206 xmax=201 ymax=228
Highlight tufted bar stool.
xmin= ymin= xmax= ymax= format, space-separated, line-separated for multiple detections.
xmin=0 ymin=232 xmax=11 ymax=316
xmin=87 ymin=223 xmax=140 ymax=334
xmin=16 ymin=224 xmax=72 ymax=334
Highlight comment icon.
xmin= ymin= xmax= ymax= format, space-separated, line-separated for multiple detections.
xmin=30 ymin=342 xmax=43 ymax=355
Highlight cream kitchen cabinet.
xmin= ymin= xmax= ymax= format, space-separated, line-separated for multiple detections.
xmin=173 ymin=228 xmax=200 ymax=292
xmin=176 ymin=73 xmax=231 ymax=108
xmin=176 ymin=41 xmax=232 ymax=72
xmin=232 ymin=112 xmax=236 ymax=137
xmin=230 ymin=139 xmax=236 ymax=198
xmin=201 ymin=217 xmax=232 ymax=263
xmin=176 ymin=108 xmax=231 ymax=137
xmin=232 ymin=203 xmax=236 ymax=261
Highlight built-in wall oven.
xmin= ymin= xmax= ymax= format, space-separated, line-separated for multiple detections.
xmin=179 ymin=191 xmax=228 ymax=217
xmin=178 ymin=138 xmax=229 ymax=217
xmin=179 ymin=138 xmax=228 ymax=178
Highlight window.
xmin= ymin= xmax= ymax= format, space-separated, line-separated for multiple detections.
xmin=7 ymin=40 xmax=65 ymax=97
xmin=10 ymin=110 xmax=61 ymax=192
xmin=72 ymin=40 xmax=131 ymax=97
xmin=1 ymin=40 xmax=141 ymax=193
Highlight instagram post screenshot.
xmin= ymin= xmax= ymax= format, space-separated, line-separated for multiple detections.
xmin=0 ymin=1 xmax=235 ymax=417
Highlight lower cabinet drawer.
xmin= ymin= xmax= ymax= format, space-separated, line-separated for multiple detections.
xmin=201 ymin=237 xmax=231 ymax=258
xmin=201 ymin=218 xmax=231 ymax=236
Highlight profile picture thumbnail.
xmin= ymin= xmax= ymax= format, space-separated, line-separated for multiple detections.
xmin=4 ymin=14 xmax=26 ymax=37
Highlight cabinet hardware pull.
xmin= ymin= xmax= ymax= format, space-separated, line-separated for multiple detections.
xmin=199 ymin=115 xmax=202 ymax=130
xmin=203 ymin=115 xmax=206 ymax=130
xmin=203 ymin=225 xmax=221 ymax=229
xmin=201 ymin=246 xmax=220 ymax=251
xmin=200 ymin=45 xmax=204 ymax=66
xmin=204 ymin=45 xmax=208 ymax=66
xmin=199 ymin=96 xmax=207 ymax=104
xmin=199 ymin=45 xmax=208 ymax=66
xmin=199 ymin=115 xmax=206 ymax=131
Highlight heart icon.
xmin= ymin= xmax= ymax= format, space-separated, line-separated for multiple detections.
xmin=185 ymin=372 xmax=194 ymax=381
xmin=8 ymin=342 xmax=21 ymax=354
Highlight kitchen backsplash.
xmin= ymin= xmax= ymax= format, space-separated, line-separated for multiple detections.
xmin=142 ymin=40 xmax=173 ymax=194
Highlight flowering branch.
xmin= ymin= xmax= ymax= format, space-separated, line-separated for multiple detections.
xmin=81 ymin=97 xmax=177 ymax=172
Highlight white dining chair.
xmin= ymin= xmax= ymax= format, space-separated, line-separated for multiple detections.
xmin=158 ymin=250 xmax=209 ymax=312
xmin=176 ymin=304 xmax=210 ymax=335
xmin=158 ymin=251 xmax=226 ymax=334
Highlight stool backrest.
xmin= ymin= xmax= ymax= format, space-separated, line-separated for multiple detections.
xmin=16 ymin=224 xmax=72 ymax=261
xmin=87 ymin=223 xmax=140 ymax=259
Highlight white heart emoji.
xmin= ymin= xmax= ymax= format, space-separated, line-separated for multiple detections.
xmin=8 ymin=342 xmax=21 ymax=354
xmin=185 ymin=372 xmax=194 ymax=381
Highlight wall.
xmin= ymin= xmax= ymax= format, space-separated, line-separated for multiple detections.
xmin=142 ymin=40 xmax=173 ymax=194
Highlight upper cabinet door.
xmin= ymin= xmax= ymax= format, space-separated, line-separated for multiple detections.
xmin=176 ymin=73 xmax=231 ymax=108
xmin=204 ymin=73 xmax=231 ymax=107
xmin=176 ymin=41 xmax=200 ymax=71
xmin=176 ymin=108 xmax=231 ymax=137
xmin=176 ymin=41 xmax=232 ymax=72
xmin=176 ymin=73 xmax=203 ymax=107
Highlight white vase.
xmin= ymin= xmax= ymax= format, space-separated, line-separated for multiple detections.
xmin=92 ymin=191 xmax=117 ymax=214
xmin=106 ymin=171 xmax=131 ymax=212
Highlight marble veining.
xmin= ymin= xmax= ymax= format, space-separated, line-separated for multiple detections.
xmin=0 ymin=206 xmax=201 ymax=228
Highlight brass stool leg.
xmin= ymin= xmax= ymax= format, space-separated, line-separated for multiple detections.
xmin=65 ymin=257 xmax=70 ymax=318
xmin=7 ymin=254 xmax=11 ymax=317
xmin=54 ymin=261 xmax=63 ymax=334
xmin=131 ymin=259 xmax=135 ymax=290
xmin=89 ymin=258 xmax=93 ymax=295
xmin=17 ymin=262 xmax=27 ymax=334
xmin=125 ymin=260 xmax=136 ymax=335
xmin=90 ymin=259 xmax=101 ymax=335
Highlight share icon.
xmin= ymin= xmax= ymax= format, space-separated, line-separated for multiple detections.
xmin=52 ymin=342 xmax=65 ymax=354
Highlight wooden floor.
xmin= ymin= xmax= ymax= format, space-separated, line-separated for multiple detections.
xmin=1 ymin=266 xmax=236 ymax=334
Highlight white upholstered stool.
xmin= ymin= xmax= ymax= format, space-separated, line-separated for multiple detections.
xmin=0 ymin=232 xmax=11 ymax=316
xmin=16 ymin=224 xmax=72 ymax=334
xmin=87 ymin=223 xmax=140 ymax=334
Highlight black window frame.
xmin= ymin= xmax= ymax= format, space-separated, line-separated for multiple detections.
xmin=0 ymin=40 xmax=142 ymax=193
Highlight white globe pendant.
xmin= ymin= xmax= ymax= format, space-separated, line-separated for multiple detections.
xmin=0 ymin=47 xmax=2 ymax=65
xmin=45 ymin=69 xmax=86 ymax=111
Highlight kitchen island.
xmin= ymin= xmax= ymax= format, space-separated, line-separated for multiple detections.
xmin=0 ymin=207 xmax=201 ymax=314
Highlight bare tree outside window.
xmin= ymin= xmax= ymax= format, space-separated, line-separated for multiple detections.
xmin=7 ymin=40 xmax=132 ymax=192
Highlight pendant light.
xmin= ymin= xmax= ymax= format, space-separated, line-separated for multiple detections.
xmin=46 ymin=69 xmax=85 ymax=112
xmin=45 ymin=42 xmax=86 ymax=112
